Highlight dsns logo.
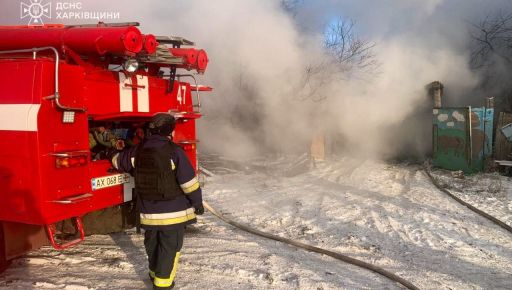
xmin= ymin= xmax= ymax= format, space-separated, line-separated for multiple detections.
xmin=20 ymin=0 xmax=52 ymax=25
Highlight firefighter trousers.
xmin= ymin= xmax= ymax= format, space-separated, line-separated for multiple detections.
xmin=145 ymin=228 xmax=184 ymax=289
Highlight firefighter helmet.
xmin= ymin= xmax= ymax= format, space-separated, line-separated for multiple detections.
xmin=149 ymin=113 xmax=175 ymax=136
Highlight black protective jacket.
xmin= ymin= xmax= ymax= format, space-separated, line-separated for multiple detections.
xmin=113 ymin=135 xmax=202 ymax=230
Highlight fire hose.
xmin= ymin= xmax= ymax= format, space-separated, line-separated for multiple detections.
xmin=202 ymin=201 xmax=420 ymax=290
xmin=424 ymin=168 xmax=512 ymax=235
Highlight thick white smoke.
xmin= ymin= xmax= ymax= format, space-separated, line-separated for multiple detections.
xmin=3 ymin=0 xmax=511 ymax=159
xmin=139 ymin=0 xmax=510 ymax=160
xmin=293 ymin=0 xmax=512 ymax=159
xmin=134 ymin=0 xmax=315 ymax=158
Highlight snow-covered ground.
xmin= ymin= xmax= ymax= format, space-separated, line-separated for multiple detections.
xmin=429 ymin=168 xmax=512 ymax=227
xmin=1 ymin=156 xmax=511 ymax=290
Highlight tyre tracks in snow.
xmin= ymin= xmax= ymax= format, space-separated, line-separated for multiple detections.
xmin=203 ymin=201 xmax=420 ymax=290
xmin=200 ymin=164 xmax=420 ymax=290
xmin=424 ymin=167 xmax=512 ymax=235
xmin=311 ymin=162 xmax=512 ymax=289
xmin=201 ymin=157 xmax=512 ymax=289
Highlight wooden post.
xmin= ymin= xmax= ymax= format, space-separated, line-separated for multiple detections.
xmin=311 ymin=132 xmax=325 ymax=161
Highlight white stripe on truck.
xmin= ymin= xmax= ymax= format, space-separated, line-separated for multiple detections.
xmin=119 ymin=72 xmax=133 ymax=112
xmin=0 ymin=104 xmax=40 ymax=131
xmin=137 ymin=75 xmax=149 ymax=112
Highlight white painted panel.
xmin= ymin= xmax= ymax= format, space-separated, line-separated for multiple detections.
xmin=119 ymin=72 xmax=133 ymax=112
xmin=0 ymin=104 xmax=40 ymax=131
xmin=137 ymin=75 xmax=149 ymax=112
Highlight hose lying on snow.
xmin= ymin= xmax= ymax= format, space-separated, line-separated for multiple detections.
xmin=424 ymin=168 xmax=512 ymax=235
xmin=203 ymin=201 xmax=420 ymax=290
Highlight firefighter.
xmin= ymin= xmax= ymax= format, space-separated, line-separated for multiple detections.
xmin=126 ymin=127 xmax=145 ymax=147
xmin=90 ymin=124 xmax=124 ymax=160
xmin=110 ymin=113 xmax=203 ymax=290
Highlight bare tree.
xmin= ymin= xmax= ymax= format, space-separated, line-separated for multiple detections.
xmin=470 ymin=11 xmax=512 ymax=111
xmin=296 ymin=18 xmax=378 ymax=102
xmin=470 ymin=11 xmax=512 ymax=69
xmin=324 ymin=18 xmax=377 ymax=73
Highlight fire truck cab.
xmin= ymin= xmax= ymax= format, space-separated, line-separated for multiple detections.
xmin=0 ymin=23 xmax=211 ymax=270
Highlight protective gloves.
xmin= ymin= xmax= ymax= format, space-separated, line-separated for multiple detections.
xmin=194 ymin=204 xmax=205 ymax=215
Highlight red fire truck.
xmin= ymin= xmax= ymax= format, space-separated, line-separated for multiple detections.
xmin=0 ymin=22 xmax=211 ymax=271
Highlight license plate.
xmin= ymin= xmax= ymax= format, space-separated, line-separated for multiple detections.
xmin=91 ymin=173 xmax=131 ymax=191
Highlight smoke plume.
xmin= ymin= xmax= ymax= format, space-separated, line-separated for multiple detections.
xmin=3 ymin=0 xmax=512 ymax=160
